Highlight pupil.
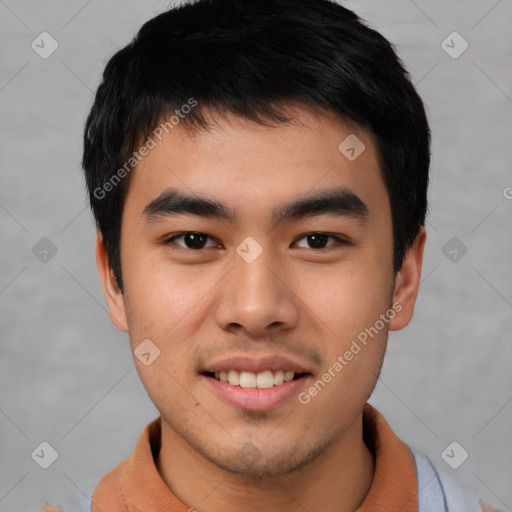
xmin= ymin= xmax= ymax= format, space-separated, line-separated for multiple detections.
xmin=185 ymin=233 xmax=206 ymax=249
xmin=308 ymin=234 xmax=328 ymax=248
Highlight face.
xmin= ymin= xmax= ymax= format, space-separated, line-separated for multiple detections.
xmin=97 ymin=106 xmax=425 ymax=478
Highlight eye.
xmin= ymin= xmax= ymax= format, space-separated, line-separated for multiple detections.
xmin=163 ymin=232 xmax=220 ymax=250
xmin=293 ymin=233 xmax=346 ymax=249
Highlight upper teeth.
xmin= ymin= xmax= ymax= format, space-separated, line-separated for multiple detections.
xmin=214 ymin=370 xmax=295 ymax=388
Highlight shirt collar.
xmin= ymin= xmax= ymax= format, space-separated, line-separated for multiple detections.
xmin=93 ymin=404 xmax=418 ymax=512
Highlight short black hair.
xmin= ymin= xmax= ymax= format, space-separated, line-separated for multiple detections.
xmin=82 ymin=0 xmax=431 ymax=293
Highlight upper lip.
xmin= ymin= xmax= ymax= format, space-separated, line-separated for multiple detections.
xmin=202 ymin=355 xmax=313 ymax=374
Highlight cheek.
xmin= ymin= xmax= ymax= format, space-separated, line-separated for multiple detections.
xmin=293 ymin=262 xmax=391 ymax=401
xmin=123 ymin=260 xmax=201 ymax=411
xmin=122 ymin=252 xmax=214 ymax=382
xmin=294 ymin=261 xmax=392 ymax=340
xmin=122 ymin=247 xmax=203 ymax=334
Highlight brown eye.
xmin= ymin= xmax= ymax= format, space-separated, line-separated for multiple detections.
xmin=294 ymin=233 xmax=344 ymax=249
xmin=165 ymin=232 xmax=217 ymax=250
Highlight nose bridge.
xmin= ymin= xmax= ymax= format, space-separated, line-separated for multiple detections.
xmin=214 ymin=239 xmax=299 ymax=333
xmin=233 ymin=241 xmax=281 ymax=306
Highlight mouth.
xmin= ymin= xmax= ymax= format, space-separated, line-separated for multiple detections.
xmin=202 ymin=369 xmax=309 ymax=389
xmin=201 ymin=370 xmax=312 ymax=411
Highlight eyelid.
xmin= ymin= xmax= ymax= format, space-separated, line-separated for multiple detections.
xmin=163 ymin=232 xmax=221 ymax=249
xmin=162 ymin=231 xmax=350 ymax=250
xmin=292 ymin=233 xmax=349 ymax=249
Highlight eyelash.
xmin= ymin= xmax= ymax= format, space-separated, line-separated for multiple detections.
xmin=162 ymin=232 xmax=349 ymax=251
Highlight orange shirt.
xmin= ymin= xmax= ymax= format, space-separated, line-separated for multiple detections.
xmin=91 ymin=404 xmax=420 ymax=511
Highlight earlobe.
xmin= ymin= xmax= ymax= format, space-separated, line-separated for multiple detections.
xmin=95 ymin=231 xmax=129 ymax=332
xmin=388 ymin=227 xmax=427 ymax=331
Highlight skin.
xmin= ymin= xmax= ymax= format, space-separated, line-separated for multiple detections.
xmin=96 ymin=105 xmax=426 ymax=512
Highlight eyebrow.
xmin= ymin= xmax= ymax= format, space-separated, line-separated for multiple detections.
xmin=142 ymin=187 xmax=368 ymax=225
xmin=272 ymin=188 xmax=367 ymax=225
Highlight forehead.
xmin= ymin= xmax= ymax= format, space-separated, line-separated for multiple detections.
xmin=123 ymin=106 xmax=388 ymax=224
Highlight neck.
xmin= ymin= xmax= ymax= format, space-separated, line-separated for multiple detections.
xmin=156 ymin=413 xmax=374 ymax=512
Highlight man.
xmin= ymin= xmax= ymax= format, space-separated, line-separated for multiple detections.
xmin=70 ymin=0 xmax=501 ymax=510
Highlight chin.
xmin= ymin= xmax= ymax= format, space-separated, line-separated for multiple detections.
xmin=203 ymin=440 xmax=327 ymax=480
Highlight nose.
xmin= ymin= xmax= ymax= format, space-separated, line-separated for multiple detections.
xmin=214 ymin=245 xmax=300 ymax=338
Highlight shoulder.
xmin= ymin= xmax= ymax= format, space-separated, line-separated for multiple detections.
xmin=410 ymin=448 xmax=503 ymax=512
xmin=90 ymin=456 xmax=131 ymax=512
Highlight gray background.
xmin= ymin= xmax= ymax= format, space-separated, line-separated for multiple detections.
xmin=1 ymin=0 xmax=511 ymax=510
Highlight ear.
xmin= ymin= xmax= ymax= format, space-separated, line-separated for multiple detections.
xmin=388 ymin=227 xmax=426 ymax=331
xmin=95 ymin=231 xmax=129 ymax=332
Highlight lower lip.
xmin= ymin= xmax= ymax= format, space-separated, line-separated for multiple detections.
xmin=202 ymin=374 xmax=310 ymax=412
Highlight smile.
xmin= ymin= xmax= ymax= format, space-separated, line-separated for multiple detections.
xmin=202 ymin=371 xmax=311 ymax=411
xmin=208 ymin=369 xmax=304 ymax=389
